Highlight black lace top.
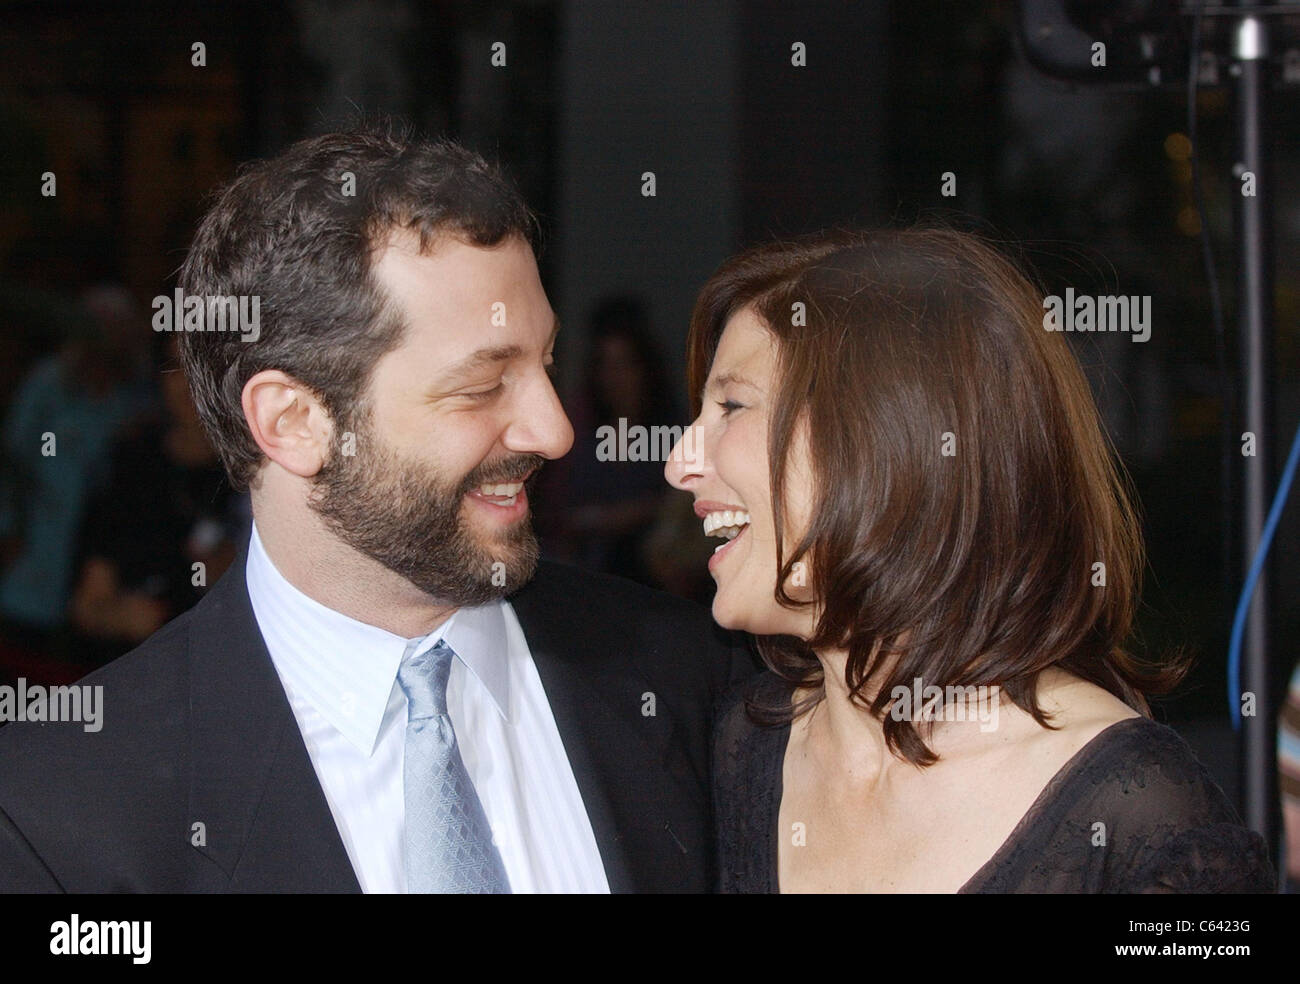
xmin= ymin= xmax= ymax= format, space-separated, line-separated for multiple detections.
xmin=714 ymin=672 xmax=1276 ymax=893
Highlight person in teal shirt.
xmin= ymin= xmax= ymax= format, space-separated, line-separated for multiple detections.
xmin=0 ymin=286 xmax=150 ymax=640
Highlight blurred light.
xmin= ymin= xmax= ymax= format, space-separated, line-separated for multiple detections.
xmin=1164 ymin=132 xmax=1192 ymax=161
xmin=1177 ymin=205 xmax=1202 ymax=236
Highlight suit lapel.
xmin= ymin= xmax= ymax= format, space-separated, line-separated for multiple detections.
xmin=185 ymin=548 xmax=360 ymax=892
xmin=510 ymin=569 xmax=709 ymax=893
xmin=514 ymin=623 xmax=638 ymax=892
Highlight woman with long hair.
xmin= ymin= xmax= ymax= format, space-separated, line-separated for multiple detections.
xmin=666 ymin=227 xmax=1274 ymax=892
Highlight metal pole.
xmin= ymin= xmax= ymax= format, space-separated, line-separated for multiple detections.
xmin=1230 ymin=9 xmax=1280 ymax=875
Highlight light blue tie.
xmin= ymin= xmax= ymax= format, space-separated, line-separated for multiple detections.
xmin=397 ymin=639 xmax=511 ymax=893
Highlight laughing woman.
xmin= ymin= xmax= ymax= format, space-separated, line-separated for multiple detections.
xmin=665 ymin=228 xmax=1275 ymax=893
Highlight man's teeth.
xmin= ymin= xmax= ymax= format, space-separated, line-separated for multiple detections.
xmin=477 ymin=482 xmax=524 ymax=497
xmin=702 ymin=509 xmax=751 ymax=539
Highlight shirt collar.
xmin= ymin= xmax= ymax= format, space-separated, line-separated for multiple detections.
xmin=439 ymin=600 xmax=513 ymax=725
xmin=245 ymin=523 xmax=512 ymax=756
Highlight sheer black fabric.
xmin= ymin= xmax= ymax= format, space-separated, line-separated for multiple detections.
xmin=714 ymin=672 xmax=1276 ymax=893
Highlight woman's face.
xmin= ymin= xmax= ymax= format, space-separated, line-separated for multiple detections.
xmin=665 ymin=307 xmax=815 ymax=636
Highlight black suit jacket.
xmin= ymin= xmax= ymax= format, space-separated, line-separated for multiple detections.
xmin=0 ymin=550 xmax=756 ymax=892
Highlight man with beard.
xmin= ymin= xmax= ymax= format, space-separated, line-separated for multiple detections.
xmin=0 ymin=127 xmax=755 ymax=893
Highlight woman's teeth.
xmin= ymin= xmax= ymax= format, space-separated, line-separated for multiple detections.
xmin=702 ymin=509 xmax=750 ymax=540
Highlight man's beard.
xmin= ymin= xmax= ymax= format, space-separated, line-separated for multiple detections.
xmin=308 ymin=409 xmax=544 ymax=607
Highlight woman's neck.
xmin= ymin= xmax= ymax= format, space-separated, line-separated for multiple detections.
xmin=798 ymin=647 xmax=894 ymax=788
xmin=802 ymin=642 xmax=1018 ymax=784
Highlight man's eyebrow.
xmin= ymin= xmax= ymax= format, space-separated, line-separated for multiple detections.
xmin=438 ymin=344 xmax=522 ymax=382
xmin=437 ymin=314 xmax=561 ymax=382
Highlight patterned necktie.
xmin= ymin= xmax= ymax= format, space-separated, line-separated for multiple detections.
xmin=397 ymin=638 xmax=511 ymax=894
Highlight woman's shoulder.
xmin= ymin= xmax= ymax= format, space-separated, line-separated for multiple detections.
xmin=1063 ymin=715 xmax=1235 ymax=814
xmin=1034 ymin=715 xmax=1275 ymax=891
xmin=1016 ymin=710 xmax=1235 ymax=830
xmin=1014 ymin=672 xmax=1227 ymax=822
xmin=965 ymin=713 xmax=1275 ymax=892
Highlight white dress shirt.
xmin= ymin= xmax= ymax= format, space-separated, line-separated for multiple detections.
xmin=245 ymin=523 xmax=610 ymax=893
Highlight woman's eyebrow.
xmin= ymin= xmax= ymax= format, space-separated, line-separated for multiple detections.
xmin=713 ymin=370 xmax=758 ymax=390
xmin=701 ymin=370 xmax=758 ymax=403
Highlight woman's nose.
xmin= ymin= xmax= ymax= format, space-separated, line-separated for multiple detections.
xmin=665 ymin=422 xmax=705 ymax=490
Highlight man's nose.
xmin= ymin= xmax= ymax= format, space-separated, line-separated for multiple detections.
xmin=665 ymin=421 xmax=706 ymax=490
xmin=505 ymin=374 xmax=574 ymax=460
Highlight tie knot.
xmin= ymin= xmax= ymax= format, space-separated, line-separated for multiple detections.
xmin=398 ymin=639 xmax=455 ymax=721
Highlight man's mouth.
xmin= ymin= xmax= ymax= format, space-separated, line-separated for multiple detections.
xmin=463 ymin=468 xmax=538 ymax=516
xmin=467 ymin=480 xmax=526 ymax=508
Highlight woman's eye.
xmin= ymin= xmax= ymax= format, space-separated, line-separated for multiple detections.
xmin=718 ymin=399 xmax=744 ymax=416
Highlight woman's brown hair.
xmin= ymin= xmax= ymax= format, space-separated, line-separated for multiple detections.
xmin=686 ymin=227 xmax=1187 ymax=766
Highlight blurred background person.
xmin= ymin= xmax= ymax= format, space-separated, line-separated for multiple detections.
xmin=538 ymin=295 xmax=677 ymax=585
xmin=67 ymin=335 xmax=248 ymax=671
xmin=0 ymin=285 xmax=150 ymax=680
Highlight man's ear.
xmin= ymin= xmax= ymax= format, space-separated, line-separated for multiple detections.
xmin=241 ymin=369 xmax=333 ymax=478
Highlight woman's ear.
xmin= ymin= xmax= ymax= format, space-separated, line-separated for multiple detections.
xmin=241 ymin=369 xmax=333 ymax=478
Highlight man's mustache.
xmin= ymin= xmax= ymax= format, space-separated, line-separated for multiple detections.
xmin=458 ymin=453 xmax=547 ymax=493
